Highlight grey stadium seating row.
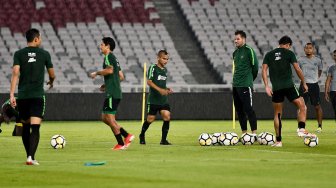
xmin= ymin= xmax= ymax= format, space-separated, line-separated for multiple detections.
xmin=0 ymin=0 xmax=195 ymax=93
xmin=1 ymin=0 xmax=336 ymax=93
xmin=178 ymin=0 xmax=336 ymax=89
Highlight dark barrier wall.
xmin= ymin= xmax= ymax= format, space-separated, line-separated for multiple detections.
xmin=0 ymin=93 xmax=334 ymax=120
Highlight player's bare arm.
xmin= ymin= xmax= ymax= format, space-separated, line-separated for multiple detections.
xmin=47 ymin=68 xmax=55 ymax=89
xmin=9 ymin=65 xmax=20 ymax=108
xmin=293 ymin=62 xmax=308 ymax=93
xmin=147 ymin=80 xmax=169 ymax=96
xmin=325 ymin=76 xmax=331 ymax=102
xmin=119 ymin=70 xmax=124 ymax=81
xmin=262 ymin=64 xmax=272 ymax=97
xmin=318 ymin=70 xmax=322 ymax=78
xmin=90 ymin=65 xmax=113 ymax=78
xmin=167 ymin=88 xmax=173 ymax=94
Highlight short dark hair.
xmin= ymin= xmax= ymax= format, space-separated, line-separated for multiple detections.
xmin=102 ymin=37 xmax=116 ymax=51
xmin=304 ymin=42 xmax=314 ymax=48
xmin=157 ymin=49 xmax=168 ymax=57
xmin=278 ymin=36 xmax=292 ymax=45
xmin=333 ymin=50 xmax=336 ymax=53
xmin=25 ymin=28 xmax=40 ymax=42
xmin=235 ymin=30 xmax=246 ymax=38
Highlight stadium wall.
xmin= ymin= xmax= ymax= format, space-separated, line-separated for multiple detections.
xmin=0 ymin=93 xmax=334 ymax=120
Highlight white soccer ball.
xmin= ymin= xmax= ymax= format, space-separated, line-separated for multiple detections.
xmin=257 ymin=132 xmax=275 ymax=145
xmin=240 ymin=133 xmax=256 ymax=145
xmin=219 ymin=132 xmax=230 ymax=146
xmin=228 ymin=132 xmax=239 ymax=145
xmin=304 ymin=136 xmax=318 ymax=147
xmin=220 ymin=132 xmax=239 ymax=146
xmin=199 ymin=133 xmax=212 ymax=146
xmin=211 ymin=133 xmax=223 ymax=145
xmin=50 ymin=134 xmax=66 ymax=149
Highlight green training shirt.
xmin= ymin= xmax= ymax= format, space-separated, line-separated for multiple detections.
xmin=147 ymin=64 xmax=168 ymax=105
xmin=263 ymin=48 xmax=297 ymax=91
xmin=13 ymin=47 xmax=53 ymax=99
xmin=232 ymin=44 xmax=259 ymax=88
xmin=103 ymin=53 xmax=122 ymax=99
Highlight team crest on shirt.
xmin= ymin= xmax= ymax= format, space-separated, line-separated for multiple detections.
xmin=28 ymin=52 xmax=36 ymax=63
xmin=240 ymin=55 xmax=244 ymax=59
xmin=158 ymin=75 xmax=167 ymax=80
xmin=275 ymin=52 xmax=281 ymax=61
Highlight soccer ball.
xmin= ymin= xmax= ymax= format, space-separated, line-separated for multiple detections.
xmin=228 ymin=132 xmax=239 ymax=145
xmin=50 ymin=134 xmax=66 ymax=149
xmin=220 ymin=132 xmax=239 ymax=146
xmin=211 ymin=133 xmax=223 ymax=145
xmin=199 ymin=133 xmax=212 ymax=146
xmin=304 ymin=136 xmax=318 ymax=147
xmin=257 ymin=132 xmax=275 ymax=145
xmin=218 ymin=132 xmax=230 ymax=146
xmin=240 ymin=133 xmax=256 ymax=145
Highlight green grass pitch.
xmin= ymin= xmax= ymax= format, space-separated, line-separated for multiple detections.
xmin=0 ymin=120 xmax=336 ymax=188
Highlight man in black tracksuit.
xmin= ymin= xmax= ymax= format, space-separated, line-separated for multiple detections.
xmin=232 ymin=30 xmax=259 ymax=135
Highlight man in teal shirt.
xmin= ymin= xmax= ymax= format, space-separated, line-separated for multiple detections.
xmin=232 ymin=30 xmax=259 ymax=136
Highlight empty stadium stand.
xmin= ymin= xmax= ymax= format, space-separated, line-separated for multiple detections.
xmin=178 ymin=0 xmax=336 ymax=89
xmin=153 ymin=0 xmax=223 ymax=84
xmin=1 ymin=0 xmax=335 ymax=93
xmin=0 ymin=0 xmax=196 ymax=93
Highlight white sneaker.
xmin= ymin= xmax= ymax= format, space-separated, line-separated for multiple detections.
xmin=271 ymin=141 xmax=282 ymax=147
xmin=316 ymin=127 xmax=322 ymax=133
xmin=298 ymin=129 xmax=316 ymax=138
xmin=26 ymin=156 xmax=39 ymax=165
xmin=297 ymin=129 xmax=308 ymax=137
xmin=31 ymin=160 xmax=40 ymax=165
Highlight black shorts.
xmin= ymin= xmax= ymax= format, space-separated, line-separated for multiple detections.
xmin=17 ymin=97 xmax=45 ymax=121
xmin=272 ymin=87 xmax=300 ymax=103
xmin=299 ymin=83 xmax=320 ymax=106
xmin=102 ymin=97 xmax=120 ymax=115
xmin=147 ymin=104 xmax=170 ymax=115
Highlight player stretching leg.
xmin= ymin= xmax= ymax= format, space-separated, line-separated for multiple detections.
xmin=262 ymin=36 xmax=314 ymax=147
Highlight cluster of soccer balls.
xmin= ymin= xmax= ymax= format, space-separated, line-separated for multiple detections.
xmin=199 ymin=132 xmax=318 ymax=147
xmin=50 ymin=134 xmax=66 ymax=149
xmin=198 ymin=132 xmax=276 ymax=146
